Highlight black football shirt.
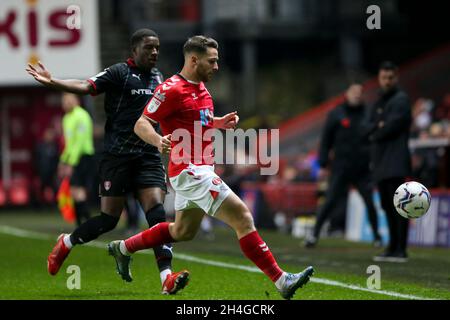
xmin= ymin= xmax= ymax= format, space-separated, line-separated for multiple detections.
xmin=87 ymin=58 xmax=163 ymax=160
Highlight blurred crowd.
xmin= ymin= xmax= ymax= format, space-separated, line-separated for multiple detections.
xmin=411 ymin=94 xmax=450 ymax=139
xmin=410 ymin=94 xmax=450 ymax=188
xmin=261 ymin=93 xmax=450 ymax=189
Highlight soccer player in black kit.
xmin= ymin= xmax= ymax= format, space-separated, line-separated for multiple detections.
xmin=26 ymin=29 xmax=188 ymax=294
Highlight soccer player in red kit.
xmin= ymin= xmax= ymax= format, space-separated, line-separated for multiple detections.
xmin=108 ymin=36 xmax=314 ymax=299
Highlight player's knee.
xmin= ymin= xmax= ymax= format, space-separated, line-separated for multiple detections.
xmin=238 ymin=211 xmax=255 ymax=234
xmin=100 ymin=212 xmax=120 ymax=232
xmin=145 ymin=203 xmax=166 ymax=227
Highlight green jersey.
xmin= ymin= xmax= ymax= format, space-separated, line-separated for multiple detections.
xmin=60 ymin=105 xmax=95 ymax=166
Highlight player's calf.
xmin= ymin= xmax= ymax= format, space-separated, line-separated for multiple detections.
xmin=69 ymin=212 xmax=120 ymax=245
xmin=239 ymin=230 xmax=314 ymax=299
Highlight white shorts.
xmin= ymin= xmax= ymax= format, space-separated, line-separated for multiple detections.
xmin=169 ymin=164 xmax=232 ymax=216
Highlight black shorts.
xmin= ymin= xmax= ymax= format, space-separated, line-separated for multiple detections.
xmin=71 ymin=155 xmax=95 ymax=188
xmin=98 ymin=153 xmax=167 ymax=196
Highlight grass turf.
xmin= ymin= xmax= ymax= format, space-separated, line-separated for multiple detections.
xmin=0 ymin=210 xmax=449 ymax=300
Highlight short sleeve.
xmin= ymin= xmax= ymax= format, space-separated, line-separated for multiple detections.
xmin=87 ymin=63 xmax=123 ymax=95
xmin=142 ymin=85 xmax=179 ymax=123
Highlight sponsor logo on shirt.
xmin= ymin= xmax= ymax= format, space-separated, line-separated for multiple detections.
xmin=131 ymin=89 xmax=153 ymax=95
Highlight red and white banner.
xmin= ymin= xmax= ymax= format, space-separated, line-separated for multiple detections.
xmin=0 ymin=0 xmax=99 ymax=86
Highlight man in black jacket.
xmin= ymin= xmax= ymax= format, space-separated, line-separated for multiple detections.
xmin=305 ymin=83 xmax=381 ymax=248
xmin=368 ymin=61 xmax=412 ymax=263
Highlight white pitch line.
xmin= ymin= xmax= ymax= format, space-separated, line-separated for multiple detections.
xmin=165 ymin=253 xmax=437 ymax=300
xmin=0 ymin=225 xmax=438 ymax=300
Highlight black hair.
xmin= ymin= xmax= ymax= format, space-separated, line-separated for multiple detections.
xmin=130 ymin=29 xmax=158 ymax=50
xmin=183 ymin=35 xmax=218 ymax=56
xmin=347 ymin=79 xmax=363 ymax=87
xmin=379 ymin=61 xmax=398 ymax=72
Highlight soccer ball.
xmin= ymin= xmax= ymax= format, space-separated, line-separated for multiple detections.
xmin=393 ymin=181 xmax=431 ymax=219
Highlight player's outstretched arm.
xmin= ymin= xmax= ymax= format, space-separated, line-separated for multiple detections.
xmin=214 ymin=111 xmax=239 ymax=129
xmin=134 ymin=116 xmax=172 ymax=154
xmin=26 ymin=61 xmax=93 ymax=95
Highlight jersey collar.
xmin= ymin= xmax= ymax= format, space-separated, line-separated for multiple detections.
xmin=126 ymin=58 xmax=137 ymax=68
xmin=176 ymin=73 xmax=203 ymax=87
xmin=127 ymin=58 xmax=160 ymax=76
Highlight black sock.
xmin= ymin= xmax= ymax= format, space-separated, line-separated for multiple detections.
xmin=74 ymin=201 xmax=91 ymax=225
xmin=70 ymin=212 xmax=120 ymax=245
xmin=146 ymin=204 xmax=173 ymax=272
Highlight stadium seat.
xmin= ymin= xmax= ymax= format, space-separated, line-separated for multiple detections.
xmin=8 ymin=177 xmax=30 ymax=206
xmin=0 ymin=180 xmax=6 ymax=206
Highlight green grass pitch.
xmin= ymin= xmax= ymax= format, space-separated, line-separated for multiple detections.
xmin=0 ymin=210 xmax=449 ymax=300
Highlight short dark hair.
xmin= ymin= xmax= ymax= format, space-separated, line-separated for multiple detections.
xmin=183 ymin=35 xmax=218 ymax=56
xmin=379 ymin=61 xmax=398 ymax=72
xmin=130 ymin=29 xmax=158 ymax=49
xmin=346 ymin=77 xmax=363 ymax=87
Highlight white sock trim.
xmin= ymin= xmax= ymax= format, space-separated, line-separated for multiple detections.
xmin=275 ymin=272 xmax=287 ymax=290
xmin=119 ymin=240 xmax=130 ymax=256
xmin=63 ymin=234 xmax=73 ymax=249
xmin=160 ymin=268 xmax=172 ymax=285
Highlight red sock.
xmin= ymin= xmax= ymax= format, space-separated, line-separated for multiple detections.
xmin=125 ymin=222 xmax=174 ymax=254
xmin=239 ymin=231 xmax=283 ymax=282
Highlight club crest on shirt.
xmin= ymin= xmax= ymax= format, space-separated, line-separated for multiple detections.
xmin=147 ymin=98 xmax=161 ymax=113
xmin=154 ymin=89 xmax=166 ymax=102
xmin=212 ymin=177 xmax=222 ymax=185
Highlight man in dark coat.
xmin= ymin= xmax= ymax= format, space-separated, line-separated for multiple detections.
xmin=305 ymin=83 xmax=382 ymax=248
xmin=368 ymin=61 xmax=412 ymax=263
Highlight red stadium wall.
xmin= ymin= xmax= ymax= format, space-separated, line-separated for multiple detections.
xmin=0 ymin=88 xmax=63 ymax=207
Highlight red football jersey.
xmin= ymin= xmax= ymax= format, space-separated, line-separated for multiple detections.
xmin=142 ymin=74 xmax=215 ymax=177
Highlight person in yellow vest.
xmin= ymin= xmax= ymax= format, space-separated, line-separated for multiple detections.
xmin=59 ymin=93 xmax=95 ymax=226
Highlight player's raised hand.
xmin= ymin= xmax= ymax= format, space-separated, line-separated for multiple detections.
xmin=26 ymin=61 xmax=52 ymax=85
xmin=158 ymin=134 xmax=172 ymax=154
xmin=215 ymin=111 xmax=239 ymax=129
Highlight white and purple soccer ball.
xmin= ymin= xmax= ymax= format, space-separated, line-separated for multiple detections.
xmin=393 ymin=181 xmax=431 ymax=219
